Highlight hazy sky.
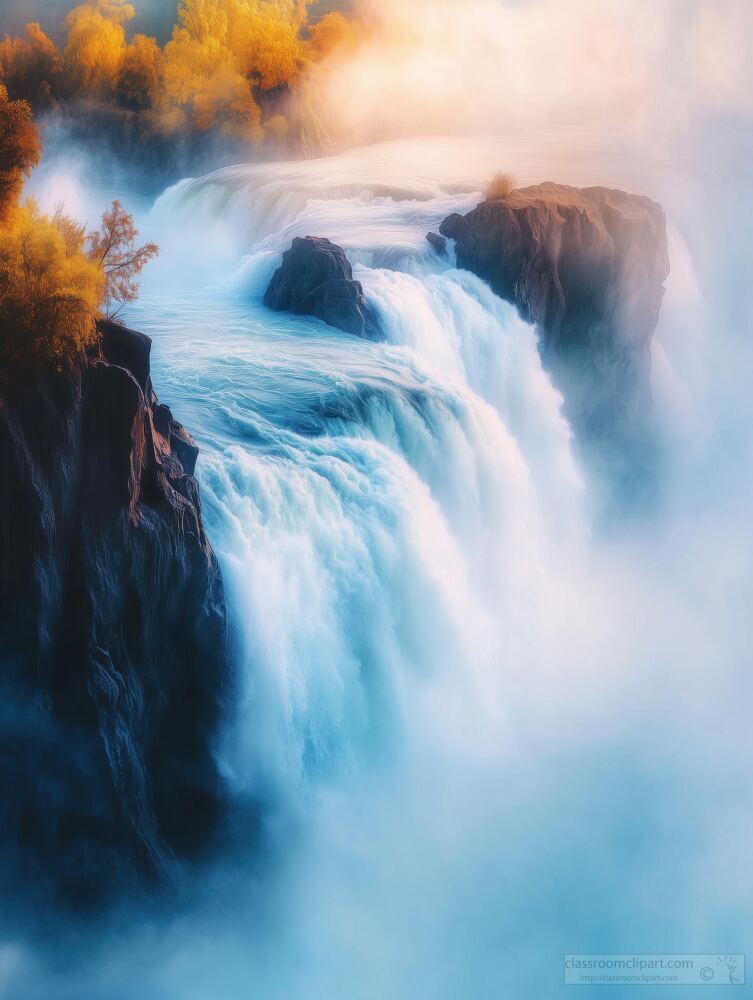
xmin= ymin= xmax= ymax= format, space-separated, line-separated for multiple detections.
xmin=0 ymin=0 xmax=350 ymax=41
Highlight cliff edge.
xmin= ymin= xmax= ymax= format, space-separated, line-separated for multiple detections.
xmin=0 ymin=320 xmax=229 ymax=904
xmin=441 ymin=184 xmax=670 ymax=492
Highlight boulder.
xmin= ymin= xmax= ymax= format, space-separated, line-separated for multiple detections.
xmin=426 ymin=233 xmax=447 ymax=257
xmin=426 ymin=231 xmax=448 ymax=257
xmin=264 ymin=236 xmax=381 ymax=340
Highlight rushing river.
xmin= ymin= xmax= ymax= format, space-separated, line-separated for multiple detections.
xmin=10 ymin=135 xmax=753 ymax=998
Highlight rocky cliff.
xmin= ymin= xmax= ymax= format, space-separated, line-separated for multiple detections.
xmin=441 ymin=184 xmax=670 ymax=493
xmin=0 ymin=320 xmax=229 ymax=904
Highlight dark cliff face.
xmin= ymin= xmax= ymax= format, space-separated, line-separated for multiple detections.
xmin=0 ymin=320 xmax=229 ymax=905
xmin=441 ymin=184 xmax=670 ymax=495
xmin=264 ymin=236 xmax=382 ymax=340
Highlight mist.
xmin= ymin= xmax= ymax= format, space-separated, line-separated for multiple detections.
xmin=3 ymin=1 xmax=753 ymax=998
xmin=306 ymin=0 xmax=753 ymax=142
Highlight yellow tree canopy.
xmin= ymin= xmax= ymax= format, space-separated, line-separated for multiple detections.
xmin=0 ymin=200 xmax=103 ymax=365
xmin=64 ymin=0 xmax=135 ymax=95
xmin=115 ymin=32 xmax=161 ymax=110
xmin=0 ymin=23 xmax=63 ymax=107
xmin=0 ymin=83 xmax=41 ymax=222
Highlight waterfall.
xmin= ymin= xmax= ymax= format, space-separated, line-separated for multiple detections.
xmin=11 ymin=134 xmax=752 ymax=1000
xmin=134 ymin=144 xmax=594 ymax=813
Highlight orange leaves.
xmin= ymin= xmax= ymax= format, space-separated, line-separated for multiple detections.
xmin=63 ymin=1 xmax=134 ymax=95
xmin=115 ymin=33 xmax=161 ymax=110
xmin=158 ymin=0 xmax=312 ymax=138
xmin=0 ymin=23 xmax=63 ymax=109
xmin=230 ymin=2 xmax=309 ymax=90
xmin=0 ymin=84 xmax=41 ymax=223
xmin=0 ymin=0 xmax=362 ymax=151
xmin=0 ymin=200 xmax=103 ymax=366
xmin=0 ymin=79 xmax=159 ymax=367
xmin=190 ymin=65 xmax=262 ymax=139
xmin=0 ymin=197 xmax=160 ymax=366
xmin=0 ymin=86 xmax=157 ymax=365
xmin=307 ymin=12 xmax=360 ymax=61
xmin=87 ymin=200 xmax=159 ymax=318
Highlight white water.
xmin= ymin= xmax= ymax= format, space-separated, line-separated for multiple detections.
xmin=139 ymin=141 xmax=593 ymax=808
xmin=9 ymin=136 xmax=753 ymax=998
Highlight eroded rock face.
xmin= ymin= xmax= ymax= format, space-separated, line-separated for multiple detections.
xmin=0 ymin=320 xmax=229 ymax=904
xmin=264 ymin=236 xmax=381 ymax=340
xmin=441 ymin=184 xmax=670 ymax=491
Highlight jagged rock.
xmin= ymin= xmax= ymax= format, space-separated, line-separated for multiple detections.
xmin=441 ymin=184 xmax=670 ymax=491
xmin=98 ymin=318 xmax=151 ymax=391
xmin=0 ymin=320 xmax=229 ymax=904
xmin=426 ymin=231 xmax=448 ymax=257
xmin=264 ymin=236 xmax=381 ymax=340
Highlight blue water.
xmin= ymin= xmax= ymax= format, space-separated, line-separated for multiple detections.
xmin=7 ymin=136 xmax=753 ymax=999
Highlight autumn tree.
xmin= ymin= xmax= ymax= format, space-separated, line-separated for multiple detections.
xmin=159 ymin=0 xmax=259 ymax=140
xmin=0 ymin=200 xmax=103 ymax=366
xmin=114 ymin=33 xmax=161 ymax=111
xmin=64 ymin=0 xmax=134 ymax=96
xmin=0 ymin=23 xmax=63 ymax=109
xmin=87 ymin=200 xmax=158 ymax=318
xmin=0 ymin=79 xmax=159 ymax=368
xmin=0 ymin=84 xmax=41 ymax=223
xmin=0 ymin=0 xmax=360 ymax=153
xmin=0 ymin=86 xmax=101 ymax=366
xmin=235 ymin=1 xmax=310 ymax=91
xmin=307 ymin=12 xmax=359 ymax=61
xmin=158 ymin=0 xmax=315 ymax=141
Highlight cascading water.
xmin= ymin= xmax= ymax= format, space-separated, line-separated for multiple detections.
xmin=133 ymin=143 xmax=589 ymax=812
xmin=10 ymin=135 xmax=753 ymax=999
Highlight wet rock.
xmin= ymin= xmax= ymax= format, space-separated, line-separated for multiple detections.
xmin=264 ymin=236 xmax=382 ymax=340
xmin=426 ymin=231 xmax=448 ymax=257
xmin=0 ymin=320 xmax=229 ymax=904
xmin=441 ymin=183 xmax=670 ymax=492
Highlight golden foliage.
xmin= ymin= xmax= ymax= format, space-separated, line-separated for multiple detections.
xmin=0 ymin=23 xmax=63 ymax=109
xmin=0 ymin=83 xmax=159 ymax=366
xmin=0 ymin=96 xmax=158 ymax=370
xmin=307 ymin=12 xmax=359 ymax=60
xmin=159 ymin=16 xmax=261 ymax=138
xmin=0 ymin=0 xmax=362 ymax=149
xmin=0 ymin=84 xmax=41 ymax=223
xmin=87 ymin=199 xmax=159 ymax=318
xmin=233 ymin=2 xmax=309 ymax=90
xmin=0 ymin=200 xmax=103 ymax=366
xmin=486 ymin=171 xmax=517 ymax=199
xmin=115 ymin=33 xmax=161 ymax=110
xmin=194 ymin=64 xmax=262 ymax=139
xmin=64 ymin=0 xmax=134 ymax=96
xmin=158 ymin=0 xmax=312 ymax=137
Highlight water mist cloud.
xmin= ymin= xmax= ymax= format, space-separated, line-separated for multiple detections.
xmin=305 ymin=0 xmax=753 ymax=148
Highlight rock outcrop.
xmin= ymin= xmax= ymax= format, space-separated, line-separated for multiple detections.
xmin=441 ymin=184 xmax=670 ymax=490
xmin=264 ymin=236 xmax=381 ymax=340
xmin=0 ymin=320 xmax=229 ymax=904
xmin=426 ymin=232 xmax=448 ymax=257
